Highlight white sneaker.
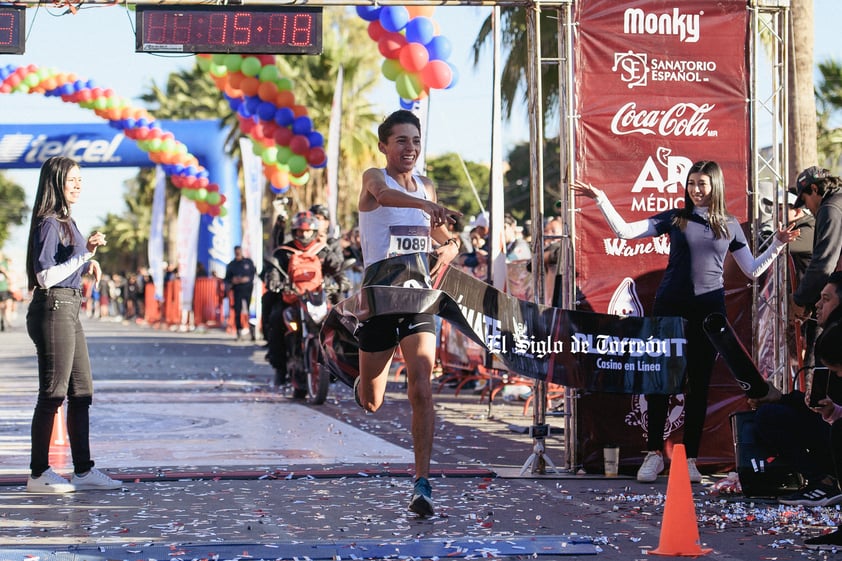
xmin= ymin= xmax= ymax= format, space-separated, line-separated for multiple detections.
xmin=26 ymin=468 xmax=75 ymax=493
xmin=70 ymin=468 xmax=122 ymax=490
xmin=687 ymin=458 xmax=702 ymax=483
xmin=636 ymin=451 xmax=665 ymax=482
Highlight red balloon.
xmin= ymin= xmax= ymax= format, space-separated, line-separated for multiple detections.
xmin=289 ymin=134 xmax=310 ymax=155
xmin=378 ymin=32 xmax=407 ymax=60
xmin=273 ymin=126 xmax=294 ymax=146
xmin=421 ymin=59 xmax=453 ymax=90
xmin=307 ymin=147 xmax=327 ymax=167
xmin=239 ymin=118 xmax=256 ymax=135
xmin=367 ymin=20 xmax=386 ymax=42
xmin=399 ymin=42 xmax=430 ymax=73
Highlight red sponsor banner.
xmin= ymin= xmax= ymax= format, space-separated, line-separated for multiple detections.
xmin=575 ymin=0 xmax=749 ymax=312
xmin=573 ymin=0 xmax=752 ymax=472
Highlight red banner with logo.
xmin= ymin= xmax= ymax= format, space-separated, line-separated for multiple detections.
xmin=573 ymin=0 xmax=751 ymax=472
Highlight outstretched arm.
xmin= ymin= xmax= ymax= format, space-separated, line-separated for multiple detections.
xmin=572 ymin=180 xmax=657 ymax=239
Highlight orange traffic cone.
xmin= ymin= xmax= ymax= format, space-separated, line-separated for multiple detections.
xmin=51 ymin=404 xmax=67 ymax=447
xmin=649 ymin=444 xmax=712 ymax=557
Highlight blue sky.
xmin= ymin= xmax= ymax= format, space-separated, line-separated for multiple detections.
xmin=0 ymin=1 xmax=839 ymax=265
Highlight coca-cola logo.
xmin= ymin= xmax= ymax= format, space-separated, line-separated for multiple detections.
xmin=610 ymin=102 xmax=716 ymax=137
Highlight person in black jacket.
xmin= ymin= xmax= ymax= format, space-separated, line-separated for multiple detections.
xmin=224 ymin=246 xmax=256 ymax=341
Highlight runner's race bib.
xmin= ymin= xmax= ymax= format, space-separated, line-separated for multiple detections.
xmin=388 ymin=225 xmax=431 ymax=257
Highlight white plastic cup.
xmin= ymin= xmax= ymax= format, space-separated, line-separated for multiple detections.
xmin=604 ymin=446 xmax=620 ymax=477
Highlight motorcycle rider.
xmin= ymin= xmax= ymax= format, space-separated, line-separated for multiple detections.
xmin=264 ymin=210 xmax=349 ymax=395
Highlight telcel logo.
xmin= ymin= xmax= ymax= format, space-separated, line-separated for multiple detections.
xmin=0 ymin=133 xmax=124 ymax=164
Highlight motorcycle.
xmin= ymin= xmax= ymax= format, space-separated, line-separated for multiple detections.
xmin=282 ymin=286 xmax=331 ymax=404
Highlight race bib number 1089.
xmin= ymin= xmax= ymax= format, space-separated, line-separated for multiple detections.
xmin=388 ymin=225 xmax=431 ymax=257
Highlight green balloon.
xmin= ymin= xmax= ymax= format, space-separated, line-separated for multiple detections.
xmin=259 ymin=65 xmax=280 ymax=82
xmin=209 ymin=64 xmax=228 ymax=78
xmin=197 ymin=57 xmax=212 ymax=72
xmin=211 ymin=53 xmax=226 ymax=65
xmin=276 ymin=146 xmax=292 ymax=164
xmin=206 ymin=191 xmax=221 ymax=206
xmin=223 ymin=54 xmax=243 ymax=72
xmin=196 ymin=188 xmax=208 ymax=201
xmin=382 ymin=59 xmax=403 ymax=81
xmin=288 ymin=154 xmax=308 ymax=175
xmin=290 ymin=172 xmax=310 ymax=186
xmin=262 ymin=146 xmax=279 ymax=164
xmin=395 ymin=72 xmax=422 ymax=101
xmin=240 ymin=56 xmax=262 ymax=77
xmin=277 ymin=77 xmax=294 ymax=91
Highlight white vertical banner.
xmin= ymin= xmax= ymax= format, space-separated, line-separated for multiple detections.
xmin=177 ymin=194 xmax=200 ymax=311
xmin=412 ymin=96 xmax=429 ymax=174
xmin=239 ymin=137 xmax=264 ymax=327
xmin=148 ymin=165 xmax=166 ymax=302
xmin=326 ymin=66 xmax=343 ymax=234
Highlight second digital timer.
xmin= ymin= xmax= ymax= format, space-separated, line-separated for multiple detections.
xmin=136 ymin=6 xmax=323 ymax=55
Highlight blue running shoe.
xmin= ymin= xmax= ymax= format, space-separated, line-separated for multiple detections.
xmin=409 ymin=476 xmax=434 ymax=517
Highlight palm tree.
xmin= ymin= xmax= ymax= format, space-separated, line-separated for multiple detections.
xmin=816 ymin=59 xmax=842 ymax=172
xmin=788 ymin=0 xmax=818 ymax=175
xmin=275 ymin=8 xmax=383 ymax=228
xmin=138 ymin=67 xmax=235 ymax=265
xmin=471 ymin=8 xmax=559 ymax=126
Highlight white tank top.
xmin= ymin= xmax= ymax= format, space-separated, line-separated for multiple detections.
xmin=359 ymin=169 xmax=431 ymax=268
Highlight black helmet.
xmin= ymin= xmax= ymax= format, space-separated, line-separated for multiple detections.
xmin=291 ymin=211 xmax=320 ymax=248
xmin=310 ymin=204 xmax=330 ymax=222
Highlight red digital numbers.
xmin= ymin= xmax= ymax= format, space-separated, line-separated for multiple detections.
xmin=137 ymin=6 xmax=322 ymax=54
xmin=0 ymin=6 xmax=24 ymax=54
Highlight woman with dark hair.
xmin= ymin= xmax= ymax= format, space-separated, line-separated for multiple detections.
xmin=24 ymin=156 xmax=122 ymax=493
xmin=574 ymin=160 xmax=799 ymax=483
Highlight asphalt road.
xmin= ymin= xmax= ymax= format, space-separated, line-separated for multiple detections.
xmin=0 ymin=310 xmax=838 ymax=560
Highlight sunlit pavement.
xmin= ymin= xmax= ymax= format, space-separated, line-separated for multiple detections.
xmin=0 ymin=310 xmax=836 ymax=560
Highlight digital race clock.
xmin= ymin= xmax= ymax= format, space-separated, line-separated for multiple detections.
xmin=136 ymin=5 xmax=322 ymax=55
xmin=0 ymin=5 xmax=25 ymax=55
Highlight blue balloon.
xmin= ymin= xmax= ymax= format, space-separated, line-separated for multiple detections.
xmin=256 ymin=101 xmax=277 ymax=121
xmin=355 ymin=6 xmax=382 ymax=21
xmin=399 ymin=98 xmax=415 ymax=110
xmin=60 ymin=83 xmax=74 ymax=96
xmin=244 ymin=95 xmax=262 ymax=115
xmin=379 ymin=6 xmax=409 ymax=32
xmin=227 ymin=97 xmax=243 ymax=112
xmin=426 ymin=36 xmax=452 ymax=61
xmin=237 ymin=103 xmax=253 ymax=118
xmin=406 ymin=17 xmax=435 ymax=45
xmin=307 ymin=131 xmax=324 ymax=148
xmin=274 ymin=107 xmax=295 ymax=127
xmin=292 ymin=115 xmax=313 ymax=135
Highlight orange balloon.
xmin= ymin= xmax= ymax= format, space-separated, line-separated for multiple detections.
xmin=291 ymin=104 xmax=309 ymax=118
xmin=407 ymin=6 xmax=435 ymax=17
xmin=224 ymin=83 xmax=243 ymax=99
xmin=240 ymin=76 xmax=260 ymax=97
xmin=212 ymin=75 xmax=227 ymax=90
xmin=257 ymin=81 xmax=279 ymax=102
xmin=275 ymin=89 xmax=295 ymax=107
xmin=227 ymin=71 xmax=245 ymax=90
